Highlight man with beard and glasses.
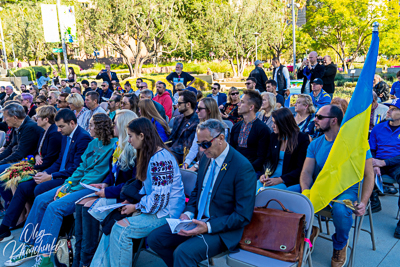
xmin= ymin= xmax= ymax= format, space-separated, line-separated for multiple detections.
xmin=300 ymin=105 xmax=374 ymax=267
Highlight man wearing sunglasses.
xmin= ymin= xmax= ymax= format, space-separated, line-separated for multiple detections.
xmin=310 ymin=78 xmax=331 ymax=112
xmin=300 ymin=105 xmax=374 ymax=267
xmin=206 ymin=83 xmax=227 ymax=106
xmin=148 ymin=119 xmax=256 ymax=267
xmin=57 ymin=93 xmax=70 ymax=109
xmin=241 ymin=77 xmax=260 ymax=99
xmin=97 ymin=81 xmax=113 ymax=103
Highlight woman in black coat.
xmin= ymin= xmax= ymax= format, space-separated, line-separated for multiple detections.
xmin=257 ymin=108 xmax=310 ymax=193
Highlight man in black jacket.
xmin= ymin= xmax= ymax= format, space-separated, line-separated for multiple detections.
xmin=0 ymin=103 xmax=44 ymax=209
xmin=297 ymin=51 xmax=325 ymax=94
xmin=322 ymin=55 xmax=337 ymax=99
xmin=249 ymin=60 xmax=268 ymax=92
xmin=272 ymin=57 xmax=291 ymax=96
xmin=95 ymin=64 xmax=119 ymax=85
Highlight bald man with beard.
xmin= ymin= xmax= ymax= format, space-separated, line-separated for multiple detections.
xmin=297 ymin=51 xmax=325 ymax=94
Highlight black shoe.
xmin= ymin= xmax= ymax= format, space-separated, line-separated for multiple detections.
xmin=370 ymin=190 xmax=382 ymax=213
xmin=394 ymin=223 xmax=400 ymax=239
xmin=0 ymin=230 xmax=13 ymax=243
xmin=384 ymin=185 xmax=398 ymax=195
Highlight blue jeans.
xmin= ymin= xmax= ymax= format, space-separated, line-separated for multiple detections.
xmin=331 ymin=184 xmax=359 ymax=250
xmin=0 ymin=164 xmax=12 ymax=207
xmin=90 ymin=213 xmax=167 ymax=267
xmin=19 ymin=186 xmax=93 ymax=254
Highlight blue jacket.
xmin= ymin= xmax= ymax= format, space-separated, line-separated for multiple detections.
xmin=185 ymin=146 xmax=256 ymax=251
xmin=102 ymin=156 xmax=136 ymax=199
xmin=310 ymin=90 xmax=331 ymax=111
xmin=34 ymin=123 xmax=63 ymax=171
xmin=95 ymin=71 xmax=119 ymax=84
xmin=207 ymin=93 xmax=227 ymax=106
xmin=96 ymin=88 xmax=113 ymax=102
xmin=44 ymin=125 xmax=93 ymax=179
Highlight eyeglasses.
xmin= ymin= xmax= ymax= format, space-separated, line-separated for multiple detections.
xmin=212 ymin=87 xmax=218 ymax=90
xmin=101 ymin=85 xmax=107 ymax=87
xmin=197 ymin=133 xmax=221 ymax=149
xmin=230 ymin=92 xmax=239 ymax=96
xmin=57 ymin=100 xmax=66 ymax=103
xmin=245 ymin=83 xmax=251 ymax=85
xmin=197 ymin=107 xmax=207 ymax=112
xmin=177 ymin=101 xmax=187 ymax=106
xmin=315 ymin=114 xmax=335 ymax=120
xmin=34 ymin=102 xmax=43 ymax=105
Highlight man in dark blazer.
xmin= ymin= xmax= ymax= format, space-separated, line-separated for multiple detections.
xmin=207 ymin=83 xmax=227 ymax=106
xmin=148 ymin=119 xmax=257 ymax=267
xmin=297 ymin=51 xmax=325 ymax=94
xmin=0 ymin=105 xmax=63 ymax=241
xmin=95 ymin=64 xmax=119 ymax=86
xmin=33 ymin=108 xmax=93 ymax=195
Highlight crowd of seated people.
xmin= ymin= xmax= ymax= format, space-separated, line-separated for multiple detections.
xmin=0 ymin=69 xmax=397 ymax=267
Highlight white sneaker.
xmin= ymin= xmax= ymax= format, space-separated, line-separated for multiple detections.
xmin=4 ymin=245 xmax=37 ymax=266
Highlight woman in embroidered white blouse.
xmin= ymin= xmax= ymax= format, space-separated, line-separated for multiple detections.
xmin=91 ymin=117 xmax=185 ymax=267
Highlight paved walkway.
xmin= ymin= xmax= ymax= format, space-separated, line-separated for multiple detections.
xmin=0 ymin=191 xmax=399 ymax=267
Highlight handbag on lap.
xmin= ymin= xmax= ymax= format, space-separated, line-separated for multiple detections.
xmin=239 ymin=199 xmax=306 ymax=264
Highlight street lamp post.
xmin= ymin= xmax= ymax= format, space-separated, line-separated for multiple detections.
xmin=7 ymin=34 xmax=16 ymax=68
xmin=291 ymin=0 xmax=296 ymax=72
xmin=56 ymin=0 xmax=68 ymax=75
xmin=0 ymin=7 xmax=9 ymax=70
xmin=188 ymin=40 xmax=193 ymax=61
xmin=254 ymin=32 xmax=260 ymax=60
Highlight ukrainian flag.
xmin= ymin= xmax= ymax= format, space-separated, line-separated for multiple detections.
xmin=302 ymin=28 xmax=379 ymax=213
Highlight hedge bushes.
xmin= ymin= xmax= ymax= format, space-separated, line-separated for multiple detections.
xmin=10 ymin=64 xmax=81 ymax=81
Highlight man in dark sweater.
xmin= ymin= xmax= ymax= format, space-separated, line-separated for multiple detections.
xmin=0 ymin=103 xmax=44 ymax=209
xmin=297 ymin=51 xmax=325 ymax=94
xmin=230 ymin=90 xmax=270 ymax=174
xmin=249 ymin=60 xmax=268 ymax=92
xmin=322 ymin=55 xmax=337 ymax=99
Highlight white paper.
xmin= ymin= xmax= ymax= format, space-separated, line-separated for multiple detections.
xmin=375 ymin=174 xmax=384 ymax=194
xmin=80 ymin=182 xmax=100 ymax=192
xmin=74 ymin=193 xmax=97 ymax=204
xmin=95 ymin=203 xmax=127 ymax=213
xmin=166 ymin=218 xmax=208 ymax=234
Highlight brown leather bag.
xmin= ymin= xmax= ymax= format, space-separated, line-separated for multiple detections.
xmin=239 ymin=199 xmax=306 ymax=264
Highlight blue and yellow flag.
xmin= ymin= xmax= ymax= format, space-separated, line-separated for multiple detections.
xmin=303 ymin=30 xmax=379 ymax=213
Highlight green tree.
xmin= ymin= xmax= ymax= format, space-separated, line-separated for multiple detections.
xmin=78 ymin=0 xmax=186 ymax=77
xmin=304 ymin=0 xmax=400 ymax=73
xmin=198 ymin=0 xmax=280 ymax=77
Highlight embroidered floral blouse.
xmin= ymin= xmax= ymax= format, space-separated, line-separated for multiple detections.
xmin=136 ymin=148 xmax=185 ymax=218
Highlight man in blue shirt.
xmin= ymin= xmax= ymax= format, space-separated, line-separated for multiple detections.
xmin=301 ymin=105 xmax=374 ymax=267
xmin=207 ymin=83 xmax=227 ymax=106
xmin=369 ymin=98 xmax=400 ymax=238
xmin=390 ymin=71 xmax=400 ymax=99
xmin=310 ymin=78 xmax=331 ymax=111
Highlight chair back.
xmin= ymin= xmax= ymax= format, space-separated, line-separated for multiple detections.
xmin=180 ymin=168 xmax=197 ymax=197
xmin=223 ymin=120 xmax=233 ymax=131
xmin=0 ymin=131 xmax=5 ymax=147
xmin=256 ymin=188 xmax=314 ymax=230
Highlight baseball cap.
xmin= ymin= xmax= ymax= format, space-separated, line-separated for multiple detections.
xmin=384 ymin=98 xmax=400 ymax=109
xmin=312 ymin=78 xmax=323 ymax=85
xmin=254 ymin=60 xmax=264 ymax=66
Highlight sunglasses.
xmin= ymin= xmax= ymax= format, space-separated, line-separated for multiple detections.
xmin=34 ymin=102 xmax=44 ymax=105
xmin=315 ymin=114 xmax=335 ymax=120
xmin=197 ymin=107 xmax=207 ymax=112
xmin=197 ymin=133 xmax=221 ymax=150
xmin=212 ymin=87 xmax=218 ymax=90
xmin=48 ymin=97 xmax=52 ymax=100
xmin=245 ymin=83 xmax=251 ymax=85
xmin=230 ymin=92 xmax=239 ymax=96
xmin=57 ymin=100 xmax=66 ymax=103
xmin=177 ymin=101 xmax=187 ymax=105
xmin=138 ymin=86 xmax=144 ymax=89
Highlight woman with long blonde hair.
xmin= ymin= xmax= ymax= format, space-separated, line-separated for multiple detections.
xmin=256 ymin=92 xmax=276 ymax=131
xmin=138 ymin=99 xmax=170 ymax=142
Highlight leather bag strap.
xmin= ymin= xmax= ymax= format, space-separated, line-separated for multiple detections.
xmin=262 ymin=199 xmax=293 ymax=213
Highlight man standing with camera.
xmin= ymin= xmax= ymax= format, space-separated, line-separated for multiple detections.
xmin=297 ymin=51 xmax=325 ymax=94
xmin=95 ymin=64 xmax=119 ymax=85
xmin=322 ymin=56 xmax=338 ymax=99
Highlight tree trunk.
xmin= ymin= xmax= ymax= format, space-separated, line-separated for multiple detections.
xmin=229 ymin=58 xmax=237 ymax=78
xmin=57 ymin=53 xmax=61 ymax=72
